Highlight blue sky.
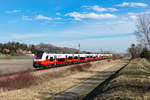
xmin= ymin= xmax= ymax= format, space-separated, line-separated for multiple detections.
xmin=0 ymin=0 xmax=150 ymax=53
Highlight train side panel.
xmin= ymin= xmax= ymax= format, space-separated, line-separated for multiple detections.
xmin=33 ymin=52 xmax=113 ymax=69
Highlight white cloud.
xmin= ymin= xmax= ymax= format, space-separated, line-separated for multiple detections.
xmin=22 ymin=16 xmax=33 ymax=21
xmin=91 ymin=5 xmax=118 ymax=12
xmin=35 ymin=14 xmax=52 ymax=20
xmin=11 ymin=34 xmax=48 ymax=39
xmin=111 ymin=20 xmax=128 ymax=24
xmin=127 ymin=10 xmax=150 ymax=20
xmin=52 ymin=35 xmax=136 ymax=53
xmin=117 ymin=2 xmax=148 ymax=7
xmin=53 ymin=17 xmax=135 ymax=38
xmin=128 ymin=10 xmax=150 ymax=16
xmin=92 ymin=5 xmax=106 ymax=12
xmin=128 ymin=12 xmax=138 ymax=20
xmin=0 ymin=33 xmax=49 ymax=40
xmin=83 ymin=5 xmax=118 ymax=12
xmin=130 ymin=15 xmax=138 ymax=20
xmin=140 ymin=9 xmax=150 ymax=15
xmin=22 ymin=14 xmax=62 ymax=21
xmin=107 ymin=8 xmax=118 ymax=12
xmin=54 ymin=17 xmax=62 ymax=20
xmin=65 ymin=12 xmax=117 ymax=20
xmin=6 ymin=9 xmax=21 ymax=14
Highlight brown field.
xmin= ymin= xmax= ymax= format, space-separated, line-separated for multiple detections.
xmin=0 ymin=59 xmax=121 ymax=100
xmin=0 ymin=59 xmax=33 ymax=76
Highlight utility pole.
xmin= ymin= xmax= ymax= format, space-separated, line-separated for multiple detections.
xmin=78 ymin=43 xmax=80 ymax=53
xmin=100 ymin=48 xmax=103 ymax=53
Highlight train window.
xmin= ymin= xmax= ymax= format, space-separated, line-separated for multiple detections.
xmin=46 ymin=56 xmax=49 ymax=60
xmin=58 ymin=58 xmax=65 ymax=62
xmin=36 ymin=51 xmax=44 ymax=59
xmin=50 ymin=57 xmax=53 ymax=61
xmin=68 ymin=56 xmax=72 ymax=60
xmin=74 ymin=56 xmax=78 ymax=59
xmin=80 ymin=57 xmax=85 ymax=60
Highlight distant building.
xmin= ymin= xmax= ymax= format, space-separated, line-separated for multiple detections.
xmin=16 ymin=49 xmax=24 ymax=54
xmin=27 ymin=51 xmax=32 ymax=54
xmin=3 ymin=49 xmax=10 ymax=53
xmin=26 ymin=51 xmax=34 ymax=56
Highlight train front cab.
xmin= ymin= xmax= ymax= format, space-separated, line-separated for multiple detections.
xmin=33 ymin=52 xmax=55 ymax=68
xmin=33 ymin=51 xmax=45 ymax=68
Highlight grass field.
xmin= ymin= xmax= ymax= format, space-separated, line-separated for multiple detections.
xmin=94 ymin=58 xmax=150 ymax=100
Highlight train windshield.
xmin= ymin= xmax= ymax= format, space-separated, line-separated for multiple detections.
xmin=35 ymin=51 xmax=44 ymax=59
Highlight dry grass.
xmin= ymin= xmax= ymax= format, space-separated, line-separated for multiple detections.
xmin=0 ymin=59 xmax=121 ymax=100
xmin=68 ymin=62 xmax=92 ymax=71
xmin=94 ymin=58 xmax=150 ymax=100
xmin=0 ymin=70 xmax=38 ymax=91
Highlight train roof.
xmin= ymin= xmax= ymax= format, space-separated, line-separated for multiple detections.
xmin=43 ymin=52 xmax=112 ymax=57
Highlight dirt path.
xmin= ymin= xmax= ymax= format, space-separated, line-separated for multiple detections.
xmin=51 ymin=60 xmax=128 ymax=100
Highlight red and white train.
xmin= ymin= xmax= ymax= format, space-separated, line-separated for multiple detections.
xmin=33 ymin=51 xmax=112 ymax=68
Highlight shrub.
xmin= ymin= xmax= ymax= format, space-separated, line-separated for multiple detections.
xmin=140 ymin=47 xmax=150 ymax=59
xmin=0 ymin=71 xmax=38 ymax=90
xmin=128 ymin=44 xmax=142 ymax=59
xmin=68 ymin=63 xmax=92 ymax=71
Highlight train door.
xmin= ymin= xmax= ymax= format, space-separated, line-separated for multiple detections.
xmin=54 ymin=55 xmax=57 ymax=66
xmin=66 ymin=55 xmax=67 ymax=64
xmin=78 ymin=54 xmax=80 ymax=63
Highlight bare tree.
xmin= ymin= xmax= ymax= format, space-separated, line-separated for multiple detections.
xmin=128 ymin=44 xmax=136 ymax=59
xmin=135 ymin=15 xmax=150 ymax=47
xmin=128 ymin=44 xmax=143 ymax=59
xmin=136 ymin=44 xmax=143 ymax=57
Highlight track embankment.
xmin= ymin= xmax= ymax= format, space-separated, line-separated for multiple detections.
xmin=50 ymin=58 xmax=129 ymax=100
xmin=93 ymin=58 xmax=150 ymax=100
